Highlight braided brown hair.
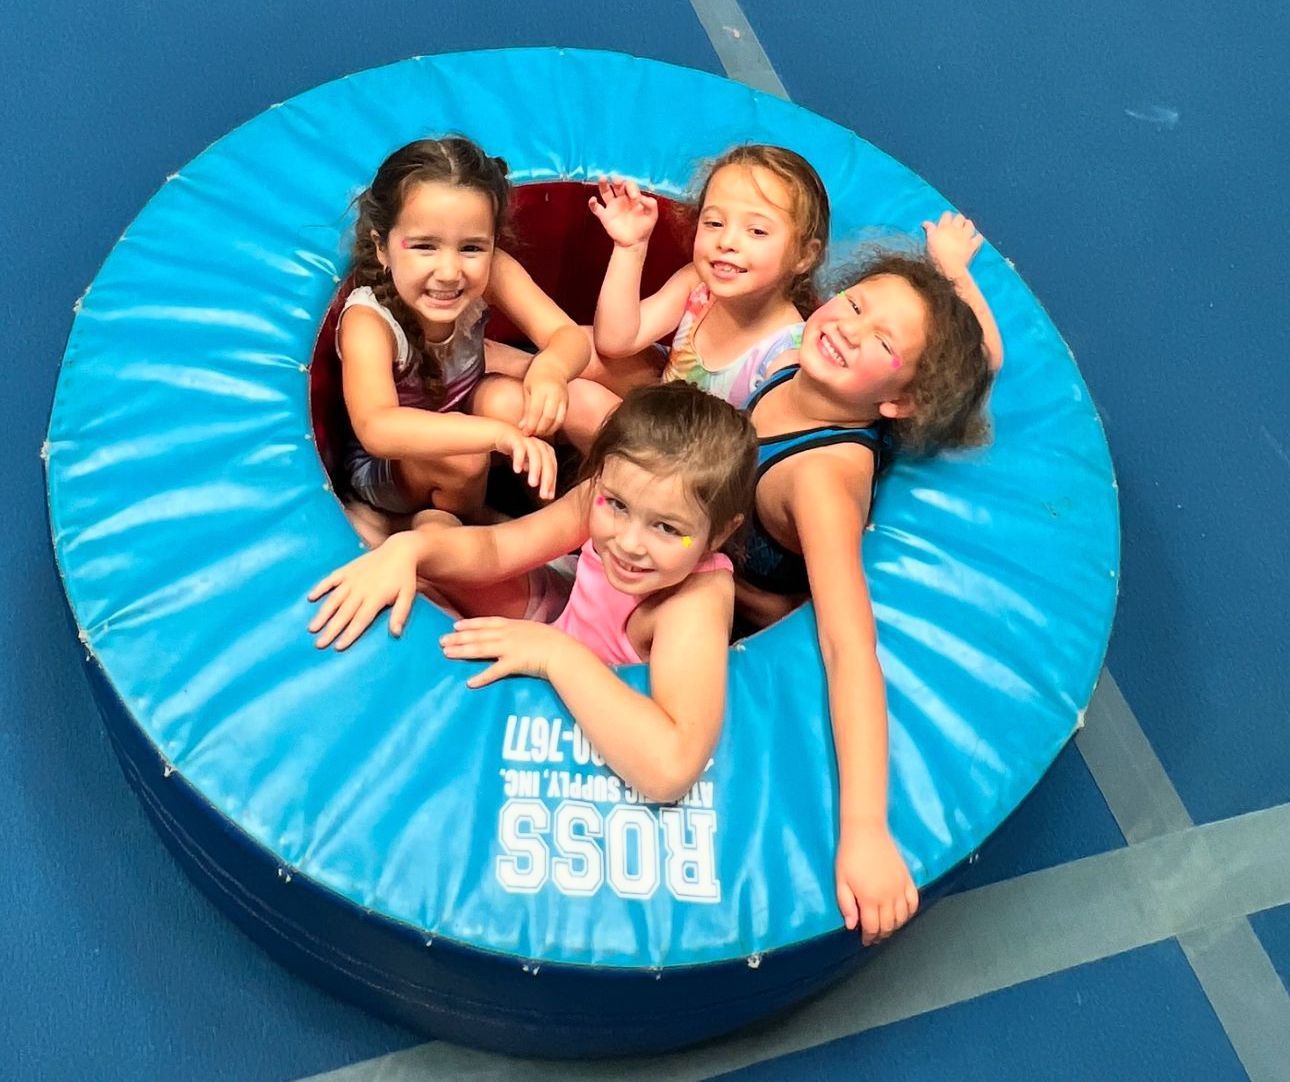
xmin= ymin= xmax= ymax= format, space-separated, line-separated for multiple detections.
xmin=694 ymin=145 xmax=830 ymax=315
xmin=836 ymin=253 xmax=994 ymax=453
xmin=351 ymin=137 xmax=510 ymax=406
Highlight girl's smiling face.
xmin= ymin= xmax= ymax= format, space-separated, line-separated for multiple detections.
xmin=376 ymin=181 xmax=496 ymax=339
xmin=693 ymin=165 xmax=814 ymax=304
xmin=589 ymin=456 xmax=720 ymax=597
xmin=799 ymin=274 xmax=929 ymax=415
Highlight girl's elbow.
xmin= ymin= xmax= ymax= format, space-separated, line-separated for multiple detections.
xmin=634 ymin=768 xmax=696 ymax=805
xmin=350 ymin=417 xmax=389 ymax=458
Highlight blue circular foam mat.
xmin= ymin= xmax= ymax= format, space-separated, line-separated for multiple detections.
xmin=45 ymin=48 xmax=1118 ymax=1056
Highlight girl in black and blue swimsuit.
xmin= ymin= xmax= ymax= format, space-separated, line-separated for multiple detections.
xmin=735 ymin=226 xmax=1001 ymax=950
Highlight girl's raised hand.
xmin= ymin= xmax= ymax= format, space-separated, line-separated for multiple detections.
xmin=493 ymin=425 xmax=558 ymax=501
xmin=589 ymin=177 xmax=659 ymax=248
xmin=834 ymin=822 xmax=920 ymax=947
xmin=307 ymin=532 xmax=423 ymax=650
xmin=441 ymin=616 xmax=570 ymax=687
xmin=922 ymin=211 xmax=984 ymax=279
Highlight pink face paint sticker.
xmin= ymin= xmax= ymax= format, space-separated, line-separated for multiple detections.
xmin=890 ymin=355 xmax=903 ymax=370
xmin=400 ymin=238 xmax=412 ymax=248
xmin=594 ymin=495 xmax=606 ymax=506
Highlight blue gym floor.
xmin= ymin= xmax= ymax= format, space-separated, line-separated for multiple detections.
xmin=4 ymin=2 xmax=1287 ymax=1080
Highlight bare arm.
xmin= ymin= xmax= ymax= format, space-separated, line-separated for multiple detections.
xmin=340 ymin=305 xmax=512 ymax=458
xmin=484 ymin=250 xmax=590 ymax=435
xmin=444 ymin=568 xmax=735 ymax=802
xmin=589 ymin=178 xmax=698 ymax=358
xmin=486 ymin=250 xmax=589 ymax=380
xmin=307 ymin=489 xmax=589 ymax=650
xmin=788 ymin=452 xmax=919 ymax=943
xmin=545 ymin=570 xmax=733 ymax=801
xmin=923 ymin=211 xmax=1004 ymax=371
xmin=411 ymin=485 xmax=590 ymax=584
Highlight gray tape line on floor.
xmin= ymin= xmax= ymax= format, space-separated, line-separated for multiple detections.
xmin=1181 ymin=919 xmax=1290 ymax=1082
xmin=1077 ymin=668 xmax=1193 ymax=841
xmin=687 ymin=0 xmax=788 ymax=99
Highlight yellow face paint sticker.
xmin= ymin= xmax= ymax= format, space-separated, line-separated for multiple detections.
xmin=681 ymin=536 xmax=693 ymax=548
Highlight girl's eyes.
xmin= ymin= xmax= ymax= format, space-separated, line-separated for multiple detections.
xmin=877 ymin=337 xmax=893 ymax=355
xmin=604 ymin=496 xmax=626 ymax=513
xmin=655 ymin=521 xmax=682 ymax=537
xmin=841 ymin=291 xmax=861 ymax=315
xmin=749 ymin=227 xmax=769 ymax=238
xmin=702 ymin=219 xmax=723 ymax=229
xmin=406 ymin=243 xmax=488 ymax=253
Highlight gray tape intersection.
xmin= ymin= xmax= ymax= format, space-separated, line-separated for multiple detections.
xmin=301 ymin=800 xmax=1290 ymax=1082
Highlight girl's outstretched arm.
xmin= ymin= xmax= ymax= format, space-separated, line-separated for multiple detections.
xmin=922 ymin=211 xmax=1005 ymax=371
xmin=590 ymin=178 xmax=698 ymax=358
xmin=485 ymin=250 xmax=590 ymax=436
xmin=789 ymin=451 xmax=920 ymax=946
xmin=442 ymin=568 xmax=734 ymax=802
xmin=308 ymin=487 xmax=590 ymax=649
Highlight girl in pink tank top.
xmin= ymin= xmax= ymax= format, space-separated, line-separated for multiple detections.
xmin=309 ymin=382 xmax=757 ymax=804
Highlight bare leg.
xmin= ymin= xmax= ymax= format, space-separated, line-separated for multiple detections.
xmin=343 ymin=499 xmax=409 ymax=549
xmin=483 ymin=339 xmax=538 ymax=379
xmin=489 ymin=329 xmax=663 ymax=399
xmin=393 ymin=451 xmax=492 ymax=523
xmin=563 ymin=378 xmax=624 ymax=455
xmin=468 ymin=371 xmax=527 ymax=426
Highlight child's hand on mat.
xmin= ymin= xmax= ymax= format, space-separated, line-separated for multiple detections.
xmin=307 ymin=532 xmax=422 ymax=650
xmin=589 ymin=177 xmax=659 ymax=249
xmin=835 ymin=822 xmax=920 ymax=947
xmin=441 ymin=616 xmax=569 ymax=687
xmin=519 ymin=363 xmax=570 ymax=439
xmin=923 ymin=211 xmax=983 ymax=279
xmin=493 ymin=426 xmax=558 ymax=501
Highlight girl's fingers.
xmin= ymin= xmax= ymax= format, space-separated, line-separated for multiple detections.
xmin=307 ymin=569 xmax=343 ymax=602
xmin=466 ymin=660 xmax=510 ymax=689
xmin=858 ymin=902 xmax=881 ymax=945
xmin=454 ymin=617 xmax=508 ymax=631
xmin=308 ymin=584 xmax=348 ymax=635
xmin=836 ymin=884 xmax=859 ymax=931
xmin=315 ymin=593 xmax=360 ymax=650
xmin=389 ymin=584 xmax=414 ymax=637
xmin=334 ymin=599 xmax=380 ymax=651
xmin=878 ymin=900 xmax=896 ymax=939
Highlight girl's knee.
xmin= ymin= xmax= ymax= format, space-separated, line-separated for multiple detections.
xmin=565 ymin=379 xmax=622 ymax=452
xmin=470 ymin=373 xmax=525 ymax=423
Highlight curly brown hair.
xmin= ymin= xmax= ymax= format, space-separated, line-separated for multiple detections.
xmin=351 ymin=136 xmax=510 ymax=406
xmin=836 ymin=252 xmax=994 ymax=453
xmin=692 ymin=145 xmax=830 ymax=316
xmin=578 ymin=382 xmax=758 ymax=555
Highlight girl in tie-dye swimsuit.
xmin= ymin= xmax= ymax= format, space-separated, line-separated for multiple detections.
xmin=557 ymin=145 xmax=830 ymax=450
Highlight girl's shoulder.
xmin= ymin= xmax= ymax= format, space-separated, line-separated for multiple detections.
xmin=337 ymin=288 xmax=408 ymax=367
xmin=632 ymin=556 xmax=735 ymax=658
